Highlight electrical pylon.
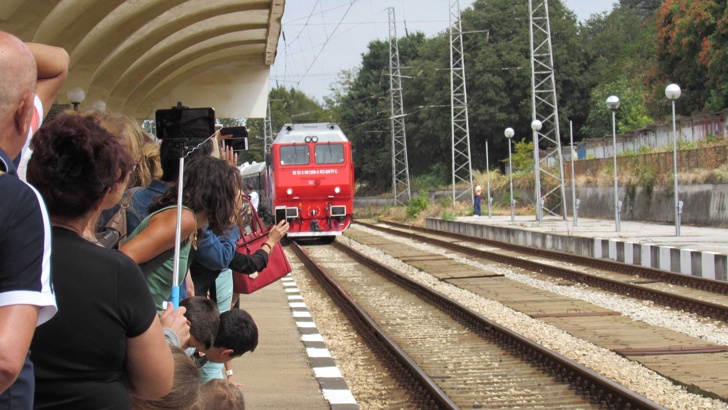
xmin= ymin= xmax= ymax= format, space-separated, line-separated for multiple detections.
xmin=529 ymin=0 xmax=568 ymax=222
xmin=263 ymin=98 xmax=274 ymax=158
xmin=449 ymin=0 xmax=474 ymax=204
xmin=388 ymin=7 xmax=411 ymax=206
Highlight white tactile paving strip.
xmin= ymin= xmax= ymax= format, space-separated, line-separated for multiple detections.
xmin=281 ymin=274 xmax=359 ymax=410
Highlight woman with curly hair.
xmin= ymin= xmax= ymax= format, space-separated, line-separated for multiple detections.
xmin=26 ymin=112 xmax=173 ymax=408
xmin=121 ymin=155 xmax=243 ymax=310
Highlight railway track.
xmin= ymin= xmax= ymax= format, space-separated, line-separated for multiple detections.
xmin=358 ymin=220 xmax=728 ymax=321
xmin=289 ymin=240 xmax=662 ymax=409
xmin=339 ymin=223 xmax=728 ymax=403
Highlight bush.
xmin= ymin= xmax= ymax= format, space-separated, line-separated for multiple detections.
xmin=441 ymin=209 xmax=456 ymax=221
xmin=406 ymin=195 xmax=429 ymax=220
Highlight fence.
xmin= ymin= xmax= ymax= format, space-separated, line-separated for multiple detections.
xmin=565 ymin=145 xmax=728 ymax=182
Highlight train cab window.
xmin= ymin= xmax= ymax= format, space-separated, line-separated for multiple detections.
xmin=280 ymin=145 xmax=310 ymax=165
xmin=314 ymin=143 xmax=345 ymax=164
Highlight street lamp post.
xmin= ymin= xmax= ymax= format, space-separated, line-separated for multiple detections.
xmin=570 ymin=120 xmax=578 ymax=227
xmin=485 ymin=140 xmax=492 ymax=218
xmin=666 ymin=84 xmax=682 ymax=236
xmin=505 ymin=127 xmax=515 ymax=222
xmin=67 ymin=87 xmax=85 ymax=111
xmin=530 ymin=120 xmax=543 ymax=224
xmin=606 ymin=95 xmax=621 ymax=232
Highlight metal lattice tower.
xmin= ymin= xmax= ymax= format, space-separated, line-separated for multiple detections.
xmin=529 ymin=0 xmax=568 ymax=222
xmin=449 ymin=0 xmax=474 ymax=203
xmin=388 ymin=7 xmax=411 ymax=206
xmin=263 ymin=98 xmax=274 ymax=158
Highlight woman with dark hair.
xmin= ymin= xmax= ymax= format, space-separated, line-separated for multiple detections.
xmin=26 ymin=112 xmax=174 ymax=408
xmin=121 ymin=155 xmax=243 ymax=310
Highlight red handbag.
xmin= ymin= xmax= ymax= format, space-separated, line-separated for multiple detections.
xmin=232 ymin=200 xmax=292 ymax=294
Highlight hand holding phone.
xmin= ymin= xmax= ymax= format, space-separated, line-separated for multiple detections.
xmin=274 ymin=206 xmax=286 ymax=225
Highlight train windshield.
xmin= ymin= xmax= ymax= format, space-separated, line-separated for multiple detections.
xmin=314 ymin=144 xmax=345 ymax=164
xmin=280 ymin=145 xmax=310 ymax=165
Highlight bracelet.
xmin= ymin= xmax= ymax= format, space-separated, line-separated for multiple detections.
xmin=226 ymin=369 xmax=234 ymax=376
xmin=261 ymin=243 xmax=272 ymax=252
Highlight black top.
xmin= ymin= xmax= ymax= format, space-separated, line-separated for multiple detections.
xmin=190 ymin=249 xmax=268 ymax=298
xmin=31 ymin=228 xmax=157 ymax=410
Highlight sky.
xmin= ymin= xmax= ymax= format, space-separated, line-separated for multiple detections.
xmin=271 ymin=0 xmax=617 ymax=102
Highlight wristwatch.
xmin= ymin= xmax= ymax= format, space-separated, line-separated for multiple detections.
xmin=226 ymin=369 xmax=234 ymax=376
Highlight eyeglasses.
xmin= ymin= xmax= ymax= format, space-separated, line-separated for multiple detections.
xmin=129 ymin=162 xmax=138 ymax=174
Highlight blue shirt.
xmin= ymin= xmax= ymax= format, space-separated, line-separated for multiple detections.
xmin=190 ymin=227 xmax=241 ymax=271
xmin=126 ymin=179 xmax=169 ymax=234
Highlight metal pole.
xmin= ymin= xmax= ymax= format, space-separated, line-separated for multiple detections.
xmin=570 ymin=121 xmax=577 ymax=227
xmin=612 ymin=111 xmax=620 ymax=232
xmin=672 ymin=99 xmax=680 ymax=236
xmin=171 ymin=157 xmax=185 ymax=308
xmin=485 ymin=140 xmax=492 ymax=218
xmin=509 ymin=139 xmax=514 ymax=222
xmin=533 ymin=129 xmax=542 ymax=224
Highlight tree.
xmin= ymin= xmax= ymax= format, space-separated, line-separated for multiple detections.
xmin=326 ymin=0 xmax=593 ymax=193
xmin=653 ymin=0 xmax=728 ymax=113
xmin=582 ymin=76 xmax=653 ymax=138
xmin=241 ymin=86 xmax=327 ymax=164
xmin=331 ymin=33 xmax=426 ymax=194
xmin=620 ymin=0 xmax=663 ymax=20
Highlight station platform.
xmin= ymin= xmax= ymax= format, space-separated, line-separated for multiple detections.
xmin=230 ymin=274 xmax=357 ymax=409
xmin=427 ymin=215 xmax=728 ymax=281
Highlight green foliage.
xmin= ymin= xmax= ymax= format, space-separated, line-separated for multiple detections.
xmin=512 ymin=138 xmax=534 ymax=171
xmin=327 ymin=0 xmax=588 ymax=193
xmin=582 ymin=75 xmax=653 ymax=138
xmin=411 ymin=163 xmax=449 ymax=193
xmin=242 ymin=86 xmax=329 ymax=164
xmin=406 ymin=195 xmax=429 ymax=219
xmin=441 ymin=210 xmax=457 ymax=221
xmin=437 ymin=195 xmax=453 ymax=209
xmin=619 ymin=0 xmax=663 ymax=20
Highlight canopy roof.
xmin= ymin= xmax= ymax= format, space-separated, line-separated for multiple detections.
xmin=0 ymin=0 xmax=285 ymax=119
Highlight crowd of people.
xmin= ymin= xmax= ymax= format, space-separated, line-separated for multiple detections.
xmin=0 ymin=31 xmax=289 ymax=409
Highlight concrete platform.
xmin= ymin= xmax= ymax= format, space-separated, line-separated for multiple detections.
xmin=427 ymin=215 xmax=728 ymax=281
xmin=231 ymin=274 xmax=357 ymax=409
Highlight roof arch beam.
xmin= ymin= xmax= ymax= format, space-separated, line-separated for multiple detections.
xmin=63 ymin=0 xmax=269 ymax=103
xmin=123 ymin=46 xmax=265 ymax=117
xmin=93 ymin=22 xmax=268 ymax=107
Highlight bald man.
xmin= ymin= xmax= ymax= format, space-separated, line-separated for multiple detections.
xmin=0 ymin=31 xmax=68 ymax=409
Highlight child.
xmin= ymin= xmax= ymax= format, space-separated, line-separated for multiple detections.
xmin=180 ymin=296 xmax=220 ymax=351
xmin=195 ymin=309 xmax=258 ymax=383
xmin=133 ymin=345 xmax=200 ymax=410
xmin=197 ymin=379 xmax=245 ymax=410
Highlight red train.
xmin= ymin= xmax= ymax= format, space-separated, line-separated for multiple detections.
xmin=263 ymin=123 xmax=354 ymax=241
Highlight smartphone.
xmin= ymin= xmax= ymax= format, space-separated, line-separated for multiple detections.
xmin=220 ymin=126 xmax=247 ymax=139
xmin=220 ymin=126 xmax=249 ymax=152
xmin=274 ymin=206 xmax=287 ymax=225
xmin=155 ymin=107 xmax=215 ymax=140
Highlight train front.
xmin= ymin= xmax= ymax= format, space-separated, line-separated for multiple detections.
xmin=271 ymin=123 xmax=354 ymax=240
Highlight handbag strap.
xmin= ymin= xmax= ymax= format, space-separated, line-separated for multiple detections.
xmin=106 ymin=187 xmax=143 ymax=229
xmin=238 ymin=197 xmax=269 ymax=248
xmin=120 ymin=187 xmax=142 ymax=211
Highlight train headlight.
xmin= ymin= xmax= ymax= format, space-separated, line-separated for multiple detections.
xmin=334 ymin=186 xmax=341 ymax=194
xmin=286 ymin=188 xmax=293 ymax=195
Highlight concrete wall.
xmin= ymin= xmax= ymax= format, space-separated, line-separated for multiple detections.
xmin=570 ymin=184 xmax=728 ymax=227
